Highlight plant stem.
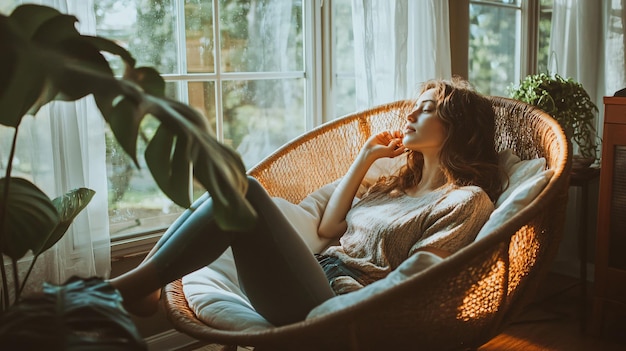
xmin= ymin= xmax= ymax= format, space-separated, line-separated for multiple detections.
xmin=17 ymin=254 xmax=39 ymax=298
xmin=0 ymin=252 xmax=6 ymax=311
xmin=11 ymin=257 xmax=18 ymax=305
xmin=0 ymin=126 xmax=20 ymax=310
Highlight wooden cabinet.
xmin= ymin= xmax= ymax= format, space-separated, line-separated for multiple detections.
xmin=591 ymin=96 xmax=626 ymax=333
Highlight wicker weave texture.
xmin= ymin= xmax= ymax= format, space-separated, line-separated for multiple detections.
xmin=162 ymin=97 xmax=571 ymax=351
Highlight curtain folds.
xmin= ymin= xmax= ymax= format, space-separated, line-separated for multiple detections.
xmin=548 ymin=0 xmax=625 ymax=275
xmin=7 ymin=0 xmax=110 ymax=295
xmin=351 ymin=0 xmax=452 ymax=108
xmin=550 ymin=0 xmax=626 ymax=138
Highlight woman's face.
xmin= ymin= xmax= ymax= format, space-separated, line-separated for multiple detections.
xmin=402 ymin=88 xmax=446 ymax=154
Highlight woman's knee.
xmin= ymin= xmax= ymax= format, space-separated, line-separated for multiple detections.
xmin=245 ymin=176 xmax=265 ymax=197
xmin=244 ymin=176 xmax=277 ymax=210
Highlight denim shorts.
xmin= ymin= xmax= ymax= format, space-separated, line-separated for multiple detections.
xmin=314 ymin=254 xmax=361 ymax=283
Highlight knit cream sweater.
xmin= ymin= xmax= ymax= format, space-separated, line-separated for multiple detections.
xmin=322 ymin=184 xmax=494 ymax=294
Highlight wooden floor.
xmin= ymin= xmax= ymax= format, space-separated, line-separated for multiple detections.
xmin=479 ymin=272 xmax=626 ymax=351
xmin=187 ymin=272 xmax=626 ymax=351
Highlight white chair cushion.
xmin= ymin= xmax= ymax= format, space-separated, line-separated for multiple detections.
xmin=475 ymin=150 xmax=553 ymax=241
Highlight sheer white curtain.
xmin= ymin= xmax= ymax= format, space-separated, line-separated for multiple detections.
xmin=549 ymin=0 xmax=626 ymax=277
xmin=351 ymin=0 xmax=452 ymax=108
xmin=8 ymin=0 xmax=110 ymax=294
xmin=549 ymin=0 xmax=626 ymax=137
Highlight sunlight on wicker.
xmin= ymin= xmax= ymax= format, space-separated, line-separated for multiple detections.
xmin=457 ymin=259 xmax=507 ymax=322
xmin=508 ymin=225 xmax=540 ymax=295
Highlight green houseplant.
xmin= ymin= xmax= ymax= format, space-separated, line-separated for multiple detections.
xmin=509 ymin=73 xmax=599 ymax=167
xmin=0 ymin=4 xmax=256 ymax=313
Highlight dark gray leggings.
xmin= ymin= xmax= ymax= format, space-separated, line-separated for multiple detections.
xmin=147 ymin=176 xmax=336 ymax=326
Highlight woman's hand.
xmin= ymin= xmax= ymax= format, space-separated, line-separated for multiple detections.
xmin=360 ymin=130 xmax=406 ymax=162
xmin=318 ymin=130 xmax=406 ymax=239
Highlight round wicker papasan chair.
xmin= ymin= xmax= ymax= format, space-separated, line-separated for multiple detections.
xmin=162 ymin=96 xmax=572 ymax=351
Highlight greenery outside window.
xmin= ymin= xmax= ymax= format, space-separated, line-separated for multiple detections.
xmin=96 ymin=0 xmax=311 ymax=242
xmin=468 ymin=0 xmax=553 ymax=96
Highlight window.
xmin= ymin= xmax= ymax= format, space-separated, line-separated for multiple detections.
xmin=2 ymin=0 xmax=555 ymax=248
xmin=96 ymin=0 xmax=313 ymax=240
xmin=468 ymin=0 xmax=553 ymax=96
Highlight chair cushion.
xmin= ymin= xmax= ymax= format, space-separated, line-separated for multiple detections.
xmin=475 ymin=150 xmax=553 ymax=241
xmin=182 ymin=248 xmax=274 ymax=331
xmin=271 ymin=180 xmax=347 ymax=254
xmin=182 ymin=149 xmax=552 ymax=330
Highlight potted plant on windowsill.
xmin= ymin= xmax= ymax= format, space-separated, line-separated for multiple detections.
xmin=0 ymin=4 xmax=257 ymax=348
xmin=508 ymin=73 xmax=600 ymax=169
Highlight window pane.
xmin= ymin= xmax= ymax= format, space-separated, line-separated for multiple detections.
xmin=187 ymin=82 xmax=220 ymax=199
xmin=95 ymin=0 xmax=178 ymax=75
xmin=106 ymin=83 xmax=184 ymax=236
xmin=106 ymin=124 xmax=183 ymax=237
xmin=222 ymin=79 xmax=305 ymax=168
xmin=333 ymin=0 xmax=356 ymax=117
xmin=219 ymin=0 xmax=303 ymax=72
xmin=107 ymin=82 xmax=186 ymax=237
xmin=186 ymin=0 xmax=215 ymax=73
xmin=469 ymin=3 xmax=521 ymax=95
xmin=537 ymin=0 xmax=554 ymax=73
xmin=188 ymin=81 xmax=217 ymax=131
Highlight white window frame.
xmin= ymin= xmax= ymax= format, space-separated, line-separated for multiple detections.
xmin=112 ymin=0 xmax=325 ymax=258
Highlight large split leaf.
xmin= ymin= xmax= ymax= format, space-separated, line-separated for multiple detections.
xmin=145 ymin=125 xmax=192 ymax=208
xmin=35 ymin=188 xmax=96 ymax=255
xmin=0 ymin=16 xmax=46 ymax=128
xmin=0 ymin=178 xmax=59 ymax=260
xmin=0 ymin=4 xmax=257 ymax=234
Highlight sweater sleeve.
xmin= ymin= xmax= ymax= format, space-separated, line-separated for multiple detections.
xmin=409 ymin=186 xmax=494 ymax=255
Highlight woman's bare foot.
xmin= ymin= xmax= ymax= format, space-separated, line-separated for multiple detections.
xmin=109 ymin=262 xmax=163 ymax=317
xmin=121 ymin=289 xmax=162 ymax=317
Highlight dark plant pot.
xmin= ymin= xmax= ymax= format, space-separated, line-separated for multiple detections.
xmin=572 ymin=155 xmax=595 ymax=170
xmin=0 ymin=276 xmax=146 ymax=350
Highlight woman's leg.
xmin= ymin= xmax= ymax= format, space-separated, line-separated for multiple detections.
xmin=109 ymin=192 xmax=232 ymax=315
xmin=119 ymin=192 xmax=215 ymax=315
xmin=110 ymin=177 xmax=335 ymax=325
xmin=230 ymin=178 xmax=335 ymax=325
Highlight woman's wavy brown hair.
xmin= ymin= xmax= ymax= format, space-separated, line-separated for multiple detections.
xmin=368 ymin=77 xmax=506 ymax=202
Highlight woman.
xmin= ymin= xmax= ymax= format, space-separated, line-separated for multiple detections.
xmin=109 ymin=77 xmax=504 ymax=326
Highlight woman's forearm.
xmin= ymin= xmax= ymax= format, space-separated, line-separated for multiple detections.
xmin=318 ymin=131 xmax=404 ymax=239
xmin=318 ymin=151 xmax=375 ymax=239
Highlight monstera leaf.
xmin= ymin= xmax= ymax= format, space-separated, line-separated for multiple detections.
xmin=0 ymin=4 xmax=256 ymax=230
xmin=0 ymin=4 xmax=258 ymax=311
xmin=39 ymin=188 xmax=95 ymax=255
xmin=0 ymin=181 xmax=95 ymax=300
xmin=0 ymin=178 xmax=59 ymax=260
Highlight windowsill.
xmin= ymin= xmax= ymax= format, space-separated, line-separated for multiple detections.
xmin=110 ymin=229 xmax=165 ymax=260
xmin=109 ymin=213 xmax=182 ymax=260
